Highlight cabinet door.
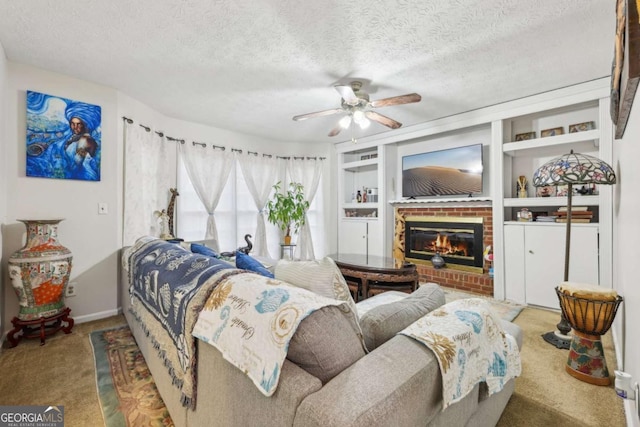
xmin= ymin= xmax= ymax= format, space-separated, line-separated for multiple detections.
xmin=524 ymin=225 xmax=599 ymax=309
xmin=367 ymin=221 xmax=383 ymax=257
xmin=338 ymin=221 xmax=368 ymax=255
xmin=504 ymin=225 xmax=526 ymax=304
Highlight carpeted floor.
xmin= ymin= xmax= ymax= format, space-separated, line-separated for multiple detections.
xmin=0 ymin=315 xmax=126 ymax=427
xmin=0 ymin=304 xmax=626 ymax=426
xmin=497 ymin=306 xmax=625 ymax=427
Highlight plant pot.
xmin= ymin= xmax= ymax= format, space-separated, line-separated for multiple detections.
xmin=284 ymin=235 xmax=292 ymax=245
xmin=8 ymin=219 xmax=73 ymax=320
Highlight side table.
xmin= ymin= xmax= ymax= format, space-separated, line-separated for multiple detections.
xmin=328 ymin=254 xmax=419 ymax=301
xmin=280 ymin=244 xmax=296 ymax=259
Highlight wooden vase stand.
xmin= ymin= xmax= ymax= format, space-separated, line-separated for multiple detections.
xmin=7 ymin=307 xmax=74 ymax=348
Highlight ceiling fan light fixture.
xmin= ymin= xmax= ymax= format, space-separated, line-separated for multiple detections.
xmin=352 ymin=110 xmax=370 ymax=129
xmin=353 ymin=110 xmax=366 ymax=124
xmin=339 ymin=115 xmax=352 ymax=129
xmin=292 ymin=80 xmax=422 ymax=137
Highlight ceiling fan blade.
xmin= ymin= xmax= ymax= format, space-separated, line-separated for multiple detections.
xmin=365 ymin=111 xmax=402 ymax=129
xmin=293 ymin=108 xmax=344 ymax=121
xmin=334 ymin=84 xmax=359 ymax=106
xmin=328 ymin=125 xmax=343 ymax=137
xmin=370 ymin=93 xmax=422 ymax=108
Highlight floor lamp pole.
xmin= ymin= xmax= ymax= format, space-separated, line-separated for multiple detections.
xmin=564 ymin=183 xmax=572 ymax=282
xmin=557 ymin=183 xmax=573 ymax=336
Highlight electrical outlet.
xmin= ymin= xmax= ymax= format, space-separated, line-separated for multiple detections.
xmin=65 ymin=282 xmax=77 ymax=297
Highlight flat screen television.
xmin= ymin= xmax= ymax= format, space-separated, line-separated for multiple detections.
xmin=402 ymin=144 xmax=483 ymax=198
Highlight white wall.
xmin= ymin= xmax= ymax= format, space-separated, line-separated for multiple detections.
xmin=0 ymin=66 xmax=337 ymax=332
xmin=2 ymin=63 xmax=121 ymax=327
xmin=0 ymin=40 xmax=9 ymax=335
xmin=613 ymin=99 xmax=640 ymax=426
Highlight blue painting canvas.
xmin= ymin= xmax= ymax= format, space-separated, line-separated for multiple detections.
xmin=26 ymin=91 xmax=101 ymax=181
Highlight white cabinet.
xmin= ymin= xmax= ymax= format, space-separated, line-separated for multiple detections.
xmin=504 ymin=223 xmax=599 ymax=309
xmin=491 ymin=87 xmax=613 ymax=302
xmin=338 ymin=219 xmax=383 ymax=257
xmin=340 ymin=147 xmax=380 ymax=218
xmin=337 ymin=144 xmax=393 ymax=257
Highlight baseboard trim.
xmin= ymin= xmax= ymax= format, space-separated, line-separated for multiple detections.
xmin=612 ymin=325 xmax=623 ymax=370
xmin=624 ymin=398 xmax=639 ymax=427
xmin=73 ymin=309 xmax=120 ymax=324
xmin=0 ymin=308 xmax=122 ymax=352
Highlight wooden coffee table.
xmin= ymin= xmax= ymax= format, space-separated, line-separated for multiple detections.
xmin=328 ymin=254 xmax=419 ymax=301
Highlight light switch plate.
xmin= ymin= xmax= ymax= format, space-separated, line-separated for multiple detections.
xmin=98 ymin=202 xmax=108 ymax=215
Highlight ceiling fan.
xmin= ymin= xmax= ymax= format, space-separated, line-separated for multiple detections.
xmin=292 ymin=81 xmax=422 ymax=137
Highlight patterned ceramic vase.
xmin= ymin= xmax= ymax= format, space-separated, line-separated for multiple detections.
xmin=8 ymin=219 xmax=73 ymax=320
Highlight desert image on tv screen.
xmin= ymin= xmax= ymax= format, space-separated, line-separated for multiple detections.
xmin=402 ymin=144 xmax=483 ymax=197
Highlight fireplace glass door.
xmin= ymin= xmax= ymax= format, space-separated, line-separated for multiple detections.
xmin=405 ymin=217 xmax=483 ymax=272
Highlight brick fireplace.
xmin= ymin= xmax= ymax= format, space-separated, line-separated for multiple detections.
xmin=394 ymin=205 xmax=493 ymax=296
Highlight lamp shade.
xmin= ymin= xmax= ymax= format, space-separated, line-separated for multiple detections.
xmin=532 ymin=151 xmax=616 ymax=187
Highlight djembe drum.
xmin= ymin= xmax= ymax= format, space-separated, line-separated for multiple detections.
xmin=556 ymin=283 xmax=623 ymax=385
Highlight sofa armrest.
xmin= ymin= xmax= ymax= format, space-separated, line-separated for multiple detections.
xmin=294 ymin=335 xmax=479 ymax=427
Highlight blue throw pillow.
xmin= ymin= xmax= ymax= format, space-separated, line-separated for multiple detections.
xmin=235 ymin=251 xmax=274 ymax=278
xmin=190 ymin=243 xmax=219 ymax=258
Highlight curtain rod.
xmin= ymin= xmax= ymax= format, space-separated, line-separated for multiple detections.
xmin=122 ymin=116 xmax=325 ymax=160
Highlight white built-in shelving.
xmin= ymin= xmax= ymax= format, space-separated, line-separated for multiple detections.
xmin=332 ymin=78 xmax=612 ymax=304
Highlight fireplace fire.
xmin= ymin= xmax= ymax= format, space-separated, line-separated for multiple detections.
xmin=404 ymin=216 xmax=483 ymax=272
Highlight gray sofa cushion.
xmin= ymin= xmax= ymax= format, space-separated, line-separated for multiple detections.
xmin=360 ymin=283 xmax=445 ymax=350
xmin=287 ymin=305 xmax=365 ymax=384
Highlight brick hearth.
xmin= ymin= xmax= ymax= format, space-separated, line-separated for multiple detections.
xmin=394 ymin=206 xmax=493 ymax=296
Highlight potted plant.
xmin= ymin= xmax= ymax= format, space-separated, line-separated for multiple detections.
xmin=266 ymin=181 xmax=310 ymax=245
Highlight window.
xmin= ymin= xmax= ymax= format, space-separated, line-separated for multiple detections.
xmin=177 ymin=155 xmax=324 ymax=259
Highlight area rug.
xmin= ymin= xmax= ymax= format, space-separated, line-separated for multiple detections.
xmin=89 ymin=326 xmax=173 ymax=427
xmin=444 ymin=289 xmax=525 ymax=322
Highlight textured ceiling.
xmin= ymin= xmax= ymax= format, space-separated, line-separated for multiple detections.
xmin=0 ymin=0 xmax=615 ymax=144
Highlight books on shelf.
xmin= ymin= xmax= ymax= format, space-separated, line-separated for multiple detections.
xmin=557 ymin=206 xmax=589 ymax=212
xmin=552 ymin=211 xmax=593 ymax=217
xmin=552 ymin=206 xmax=593 ymax=223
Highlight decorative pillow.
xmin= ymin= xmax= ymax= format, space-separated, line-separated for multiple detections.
xmin=275 ymin=257 xmax=357 ymax=315
xmin=359 ymin=283 xmax=445 ymax=351
xmin=286 ymin=305 xmax=366 ymax=384
xmin=235 ymin=251 xmax=275 ymax=278
xmin=190 ymin=242 xmax=219 ymax=258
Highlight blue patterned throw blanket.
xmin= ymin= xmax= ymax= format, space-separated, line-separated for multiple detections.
xmin=399 ymin=298 xmax=521 ymax=409
xmin=126 ymin=236 xmax=239 ymax=409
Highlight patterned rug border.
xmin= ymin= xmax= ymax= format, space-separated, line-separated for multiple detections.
xmin=89 ymin=325 xmax=173 ymax=427
xmin=89 ymin=325 xmax=129 ymax=427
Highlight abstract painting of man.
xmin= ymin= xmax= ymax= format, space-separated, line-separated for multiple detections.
xmin=26 ymin=90 xmax=101 ymax=181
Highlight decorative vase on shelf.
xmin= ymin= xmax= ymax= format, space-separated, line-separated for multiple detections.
xmin=8 ymin=219 xmax=73 ymax=320
xmin=431 ymin=252 xmax=445 ymax=269
xmin=517 ymin=175 xmax=528 ymax=198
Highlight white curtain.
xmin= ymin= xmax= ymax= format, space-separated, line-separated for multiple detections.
xmin=123 ymin=122 xmax=173 ymax=246
xmin=179 ymin=143 xmax=234 ymax=250
xmin=237 ymin=153 xmax=279 ymax=258
xmin=287 ymin=157 xmax=323 ymax=260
